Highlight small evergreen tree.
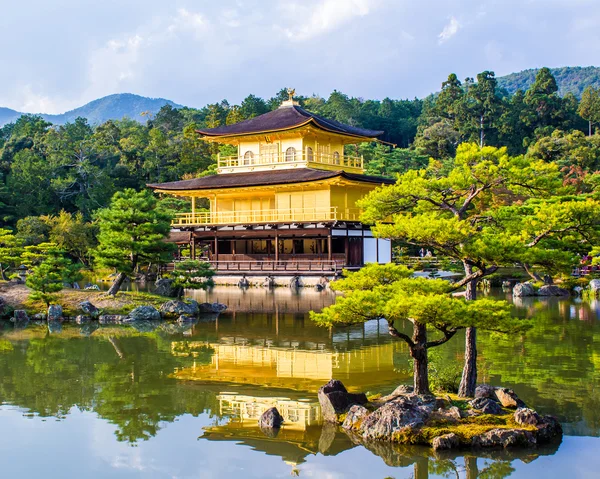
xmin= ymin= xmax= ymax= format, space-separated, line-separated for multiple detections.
xmin=0 ymin=228 xmax=23 ymax=281
xmin=94 ymin=189 xmax=175 ymax=295
xmin=168 ymin=260 xmax=214 ymax=298
xmin=26 ymin=250 xmax=81 ymax=306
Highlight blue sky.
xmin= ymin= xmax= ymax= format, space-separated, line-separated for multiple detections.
xmin=0 ymin=0 xmax=598 ymax=113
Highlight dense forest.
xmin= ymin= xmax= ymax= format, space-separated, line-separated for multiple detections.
xmin=1 ymin=67 xmax=600 ymax=262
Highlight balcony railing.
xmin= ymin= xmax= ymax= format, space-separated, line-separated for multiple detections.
xmin=173 ymin=206 xmax=362 ymax=226
xmin=217 ymin=150 xmax=364 ymax=173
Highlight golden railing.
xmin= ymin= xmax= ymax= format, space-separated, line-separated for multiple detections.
xmin=217 ymin=150 xmax=364 ymax=172
xmin=172 ymin=206 xmax=362 ymax=226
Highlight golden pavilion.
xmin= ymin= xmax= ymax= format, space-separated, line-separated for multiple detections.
xmin=149 ymin=91 xmax=394 ymax=278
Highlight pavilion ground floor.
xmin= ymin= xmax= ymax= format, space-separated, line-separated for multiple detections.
xmin=167 ymin=222 xmax=391 ymax=278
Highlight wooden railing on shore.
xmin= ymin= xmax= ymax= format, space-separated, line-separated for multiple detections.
xmin=210 ymin=260 xmax=344 ymax=273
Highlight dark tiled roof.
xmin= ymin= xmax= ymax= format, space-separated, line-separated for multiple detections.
xmin=196 ymin=105 xmax=383 ymax=139
xmin=148 ymin=168 xmax=395 ymax=191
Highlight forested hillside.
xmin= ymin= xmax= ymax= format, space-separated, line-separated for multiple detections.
xmin=2 ymin=67 xmax=600 ymax=267
xmin=498 ymin=66 xmax=600 ymax=98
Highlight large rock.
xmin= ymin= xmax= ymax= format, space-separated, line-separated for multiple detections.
xmin=47 ymin=305 xmax=63 ymax=322
xmin=126 ymin=305 xmax=161 ymax=322
xmin=154 ymin=278 xmax=178 ymax=297
xmin=432 ymin=433 xmax=460 ymax=450
xmin=159 ymin=300 xmax=199 ymax=317
xmin=513 ymin=283 xmax=536 ymax=297
xmin=318 ymin=379 xmax=368 ymax=423
xmin=495 ymin=388 xmax=525 ymax=408
xmin=469 ymin=397 xmax=503 ymax=415
xmin=535 ymin=415 xmax=563 ymax=443
xmin=98 ymin=314 xmax=126 ymax=324
xmin=342 ymin=405 xmax=370 ymax=430
xmin=198 ymin=302 xmax=228 ymax=314
xmin=472 ymin=428 xmax=536 ymax=448
xmin=380 ymin=384 xmax=414 ymax=402
xmin=79 ymin=300 xmax=99 ymax=318
xmin=12 ymin=310 xmax=29 ymax=323
xmin=514 ymin=408 xmax=541 ymax=426
xmin=475 ymin=384 xmax=497 ymax=400
xmin=258 ymin=407 xmax=284 ymax=429
xmin=537 ymin=285 xmax=570 ymax=297
xmin=359 ymin=396 xmax=430 ymax=441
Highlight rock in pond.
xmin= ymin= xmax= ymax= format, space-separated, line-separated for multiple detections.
xmin=98 ymin=314 xmax=126 ymax=325
xmin=537 ymin=285 xmax=570 ymax=297
xmin=47 ymin=304 xmax=63 ymax=322
xmin=513 ymin=282 xmax=536 ymax=297
xmin=469 ymin=397 xmax=503 ymax=415
xmin=259 ymin=407 xmax=284 ymax=429
xmin=472 ymin=428 xmax=536 ymax=448
xmin=160 ymin=300 xmax=199 ymax=317
xmin=535 ymin=415 xmax=563 ymax=443
xmin=154 ymin=278 xmax=178 ymax=297
xmin=495 ymin=388 xmax=526 ymax=408
xmin=359 ymin=396 xmax=431 ymax=441
xmin=318 ymin=379 xmax=368 ymax=423
xmin=198 ymin=302 xmax=227 ymax=314
xmin=129 ymin=320 xmax=161 ymax=333
xmin=573 ymin=286 xmax=584 ymax=296
xmin=126 ymin=305 xmax=161 ymax=322
xmin=79 ymin=300 xmax=99 ymax=318
xmin=12 ymin=310 xmax=29 ymax=323
xmin=79 ymin=322 xmax=99 ymax=337
xmin=514 ymin=407 xmax=541 ymax=426
xmin=342 ymin=405 xmax=370 ymax=430
xmin=432 ymin=433 xmax=460 ymax=450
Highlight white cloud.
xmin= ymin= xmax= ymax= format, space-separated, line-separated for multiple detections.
xmin=438 ymin=16 xmax=461 ymax=44
xmin=282 ymin=0 xmax=376 ymax=42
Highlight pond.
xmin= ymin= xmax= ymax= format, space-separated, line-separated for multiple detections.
xmin=0 ymin=287 xmax=599 ymax=478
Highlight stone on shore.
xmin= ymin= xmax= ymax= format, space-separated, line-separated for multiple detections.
xmin=514 ymin=408 xmax=541 ymax=426
xmin=472 ymin=428 xmax=536 ymax=448
xmin=535 ymin=415 xmax=563 ymax=443
xmin=258 ymin=407 xmax=284 ymax=429
xmin=513 ymin=282 xmax=536 ymax=297
xmin=318 ymin=379 xmax=368 ymax=423
xmin=125 ymin=305 xmax=161 ymax=322
xmin=495 ymin=388 xmax=526 ymax=408
xmin=47 ymin=305 xmax=63 ymax=322
xmin=537 ymin=285 xmax=570 ymax=297
xmin=79 ymin=300 xmax=99 ymax=318
xmin=589 ymin=279 xmax=600 ymax=294
xmin=154 ymin=278 xmax=178 ymax=297
xmin=474 ymin=384 xmax=497 ymax=399
xmin=469 ymin=397 xmax=503 ymax=415
xmin=359 ymin=396 xmax=431 ymax=441
xmin=12 ymin=310 xmax=29 ymax=323
xmin=432 ymin=433 xmax=460 ymax=451
xmin=75 ymin=315 xmax=91 ymax=324
xmin=342 ymin=405 xmax=370 ymax=430
xmin=160 ymin=300 xmax=199 ymax=317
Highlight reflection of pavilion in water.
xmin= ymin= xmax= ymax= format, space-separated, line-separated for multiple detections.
xmin=187 ymin=286 xmax=338 ymax=314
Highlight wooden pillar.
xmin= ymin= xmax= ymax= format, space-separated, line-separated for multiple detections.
xmin=344 ymin=230 xmax=349 ymax=266
xmin=191 ymin=196 xmax=196 ymax=220
xmin=275 ymin=233 xmax=279 ymax=263
xmin=231 ymin=240 xmax=236 ymax=257
xmin=214 ymin=235 xmax=219 ymax=262
xmin=191 ymin=238 xmax=196 ymax=260
xmin=327 ymin=233 xmax=332 ymax=262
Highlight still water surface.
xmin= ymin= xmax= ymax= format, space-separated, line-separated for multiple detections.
xmin=0 ymin=287 xmax=599 ymax=478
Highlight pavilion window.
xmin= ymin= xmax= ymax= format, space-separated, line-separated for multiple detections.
xmin=243 ymin=151 xmax=255 ymax=165
xmin=306 ymin=146 xmax=314 ymax=162
xmin=285 ymin=147 xmax=297 ymax=162
xmin=333 ymin=151 xmax=340 ymax=165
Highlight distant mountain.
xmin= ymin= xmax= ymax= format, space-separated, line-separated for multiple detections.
xmin=497 ymin=66 xmax=600 ymax=98
xmin=0 ymin=93 xmax=182 ymax=127
xmin=0 ymin=107 xmax=21 ymax=126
